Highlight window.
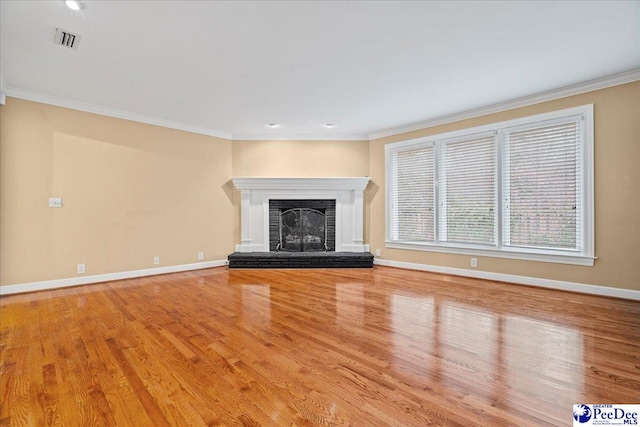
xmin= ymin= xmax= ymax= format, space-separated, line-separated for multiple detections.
xmin=438 ymin=133 xmax=496 ymax=246
xmin=388 ymin=145 xmax=434 ymax=242
xmin=503 ymin=119 xmax=582 ymax=251
xmin=385 ymin=105 xmax=594 ymax=266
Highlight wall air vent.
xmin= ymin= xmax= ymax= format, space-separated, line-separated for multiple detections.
xmin=54 ymin=28 xmax=80 ymax=50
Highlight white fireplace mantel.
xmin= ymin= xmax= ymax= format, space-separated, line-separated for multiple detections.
xmin=232 ymin=177 xmax=371 ymax=253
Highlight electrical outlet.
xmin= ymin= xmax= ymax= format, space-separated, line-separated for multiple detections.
xmin=471 ymin=258 xmax=478 ymax=268
xmin=77 ymin=263 xmax=85 ymax=274
xmin=375 ymin=249 xmax=381 ymax=257
xmin=48 ymin=197 xmax=62 ymax=208
xmin=198 ymin=252 xmax=204 ymax=261
xmin=153 ymin=256 xmax=160 ymax=265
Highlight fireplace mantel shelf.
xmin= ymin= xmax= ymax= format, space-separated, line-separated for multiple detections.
xmin=232 ymin=177 xmax=370 ymax=191
xmin=232 ymin=176 xmax=371 ymax=253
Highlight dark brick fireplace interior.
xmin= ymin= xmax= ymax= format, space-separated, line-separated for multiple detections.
xmin=269 ymin=199 xmax=336 ymax=252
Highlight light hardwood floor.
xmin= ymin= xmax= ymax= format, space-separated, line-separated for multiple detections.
xmin=1 ymin=266 xmax=639 ymax=426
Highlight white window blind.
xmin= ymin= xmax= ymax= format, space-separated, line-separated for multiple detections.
xmin=385 ymin=104 xmax=593 ymax=266
xmin=503 ymin=119 xmax=582 ymax=251
xmin=438 ymin=134 xmax=496 ymax=245
xmin=388 ymin=145 xmax=434 ymax=242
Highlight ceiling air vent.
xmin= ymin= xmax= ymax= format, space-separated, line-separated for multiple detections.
xmin=54 ymin=28 xmax=80 ymax=50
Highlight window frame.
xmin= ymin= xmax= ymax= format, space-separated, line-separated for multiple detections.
xmin=385 ymin=104 xmax=595 ymax=266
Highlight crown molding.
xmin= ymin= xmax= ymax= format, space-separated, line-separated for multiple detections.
xmin=231 ymin=133 xmax=368 ymax=141
xmin=369 ymin=68 xmax=640 ymax=140
xmin=3 ymin=87 xmax=368 ymax=141
xmin=4 ymin=69 xmax=639 ymax=142
xmin=3 ymin=87 xmax=232 ymax=140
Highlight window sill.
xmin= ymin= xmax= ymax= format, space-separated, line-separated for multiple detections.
xmin=385 ymin=241 xmax=595 ymax=266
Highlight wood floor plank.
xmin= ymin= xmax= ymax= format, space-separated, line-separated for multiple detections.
xmin=1 ymin=266 xmax=639 ymax=426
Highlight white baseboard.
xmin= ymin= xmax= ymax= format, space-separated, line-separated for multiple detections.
xmin=373 ymin=258 xmax=640 ymax=301
xmin=4 ymin=258 xmax=637 ymax=301
xmin=0 ymin=260 xmax=227 ymax=296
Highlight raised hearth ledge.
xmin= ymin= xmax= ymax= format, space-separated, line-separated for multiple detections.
xmin=232 ymin=177 xmax=371 ymax=253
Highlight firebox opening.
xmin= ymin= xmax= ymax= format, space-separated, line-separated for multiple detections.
xmin=278 ymin=208 xmax=327 ymax=252
xmin=269 ymin=200 xmax=336 ymax=252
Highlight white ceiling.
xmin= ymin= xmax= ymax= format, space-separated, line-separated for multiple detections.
xmin=1 ymin=1 xmax=639 ymax=140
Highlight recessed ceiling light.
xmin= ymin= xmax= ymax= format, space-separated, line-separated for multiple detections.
xmin=65 ymin=0 xmax=84 ymax=11
xmin=325 ymin=123 xmax=335 ymax=128
xmin=267 ymin=123 xmax=279 ymax=128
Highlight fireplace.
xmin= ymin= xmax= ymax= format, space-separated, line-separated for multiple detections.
xmin=229 ymin=177 xmax=372 ymax=268
xmin=269 ymin=199 xmax=336 ymax=252
xmin=231 ymin=177 xmax=370 ymax=253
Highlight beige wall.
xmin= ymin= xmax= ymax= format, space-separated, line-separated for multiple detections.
xmin=231 ymin=139 xmax=371 ymax=245
xmin=369 ymin=81 xmax=640 ymax=290
xmin=0 ymin=98 xmax=234 ymax=286
xmin=232 ymin=139 xmax=369 ymax=177
xmin=2 ymin=82 xmax=638 ymax=291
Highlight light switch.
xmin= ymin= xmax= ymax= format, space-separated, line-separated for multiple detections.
xmin=49 ymin=197 xmax=62 ymax=208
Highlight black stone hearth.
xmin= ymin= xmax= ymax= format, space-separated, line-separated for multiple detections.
xmin=227 ymin=252 xmax=374 ymax=269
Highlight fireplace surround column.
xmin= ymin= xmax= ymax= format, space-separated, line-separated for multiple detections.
xmin=353 ymin=191 xmax=365 ymax=249
xmin=240 ymin=191 xmax=252 ymax=251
